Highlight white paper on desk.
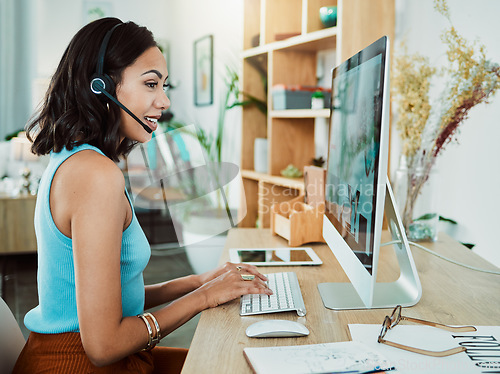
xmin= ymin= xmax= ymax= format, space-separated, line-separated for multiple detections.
xmin=243 ymin=341 xmax=391 ymax=374
xmin=349 ymin=324 xmax=500 ymax=374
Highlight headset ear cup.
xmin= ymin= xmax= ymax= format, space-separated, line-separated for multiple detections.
xmin=101 ymin=74 xmax=116 ymax=96
xmin=90 ymin=74 xmax=115 ymax=99
xmin=90 ymin=75 xmax=104 ymax=94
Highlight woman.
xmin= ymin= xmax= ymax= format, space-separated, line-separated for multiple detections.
xmin=14 ymin=17 xmax=271 ymax=373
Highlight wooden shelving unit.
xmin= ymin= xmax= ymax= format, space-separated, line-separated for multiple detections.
xmin=239 ymin=0 xmax=395 ymax=228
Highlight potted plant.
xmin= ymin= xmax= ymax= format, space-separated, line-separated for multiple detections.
xmin=392 ymin=0 xmax=500 ymax=241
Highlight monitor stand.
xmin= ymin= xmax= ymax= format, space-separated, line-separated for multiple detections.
xmin=317 ymin=180 xmax=422 ymax=310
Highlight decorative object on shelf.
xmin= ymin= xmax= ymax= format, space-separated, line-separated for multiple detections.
xmin=271 ymin=166 xmax=326 ymax=246
xmin=254 ymin=138 xmax=268 ymax=173
xmin=303 ymin=166 xmax=326 ymax=207
xmin=271 ymin=195 xmax=325 ymax=247
xmin=20 ymin=168 xmax=32 ymax=195
xmin=10 ymin=132 xmax=39 ymax=195
xmin=313 ymin=95 xmax=330 ymax=164
xmin=251 ymin=34 xmax=260 ymax=48
xmin=311 ymin=90 xmax=325 ymax=109
xmin=280 ymin=164 xmax=303 ymax=178
xmin=319 ymin=6 xmax=337 ymax=28
xmin=392 ymin=0 xmax=500 ymax=241
xmin=194 ymin=34 xmax=213 ymax=106
xmin=312 ymin=156 xmax=325 ymax=168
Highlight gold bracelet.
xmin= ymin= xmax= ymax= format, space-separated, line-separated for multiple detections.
xmin=144 ymin=312 xmax=161 ymax=345
xmin=137 ymin=314 xmax=154 ymax=351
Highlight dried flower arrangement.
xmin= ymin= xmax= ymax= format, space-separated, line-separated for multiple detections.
xmin=392 ymin=0 xmax=500 ymax=239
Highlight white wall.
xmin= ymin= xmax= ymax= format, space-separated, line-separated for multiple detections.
xmin=163 ymin=0 xmax=243 ymax=157
xmin=32 ymin=0 xmax=171 ymax=94
xmin=0 ymin=0 xmax=36 ymax=140
xmin=393 ymin=0 xmax=500 ymax=267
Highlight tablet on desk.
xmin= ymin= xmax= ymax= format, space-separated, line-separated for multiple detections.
xmin=229 ymin=247 xmax=322 ymax=266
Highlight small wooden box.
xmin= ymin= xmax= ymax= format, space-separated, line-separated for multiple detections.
xmin=304 ymin=165 xmax=326 ymax=207
xmin=270 ymin=195 xmax=325 ymax=247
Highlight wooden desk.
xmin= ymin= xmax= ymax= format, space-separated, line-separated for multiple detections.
xmin=0 ymin=194 xmax=37 ymax=254
xmin=181 ymin=228 xmax=500 ymax=373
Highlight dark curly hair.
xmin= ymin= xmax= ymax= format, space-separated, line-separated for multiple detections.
xmin=26 ymin=17 xmax=157 ymax=161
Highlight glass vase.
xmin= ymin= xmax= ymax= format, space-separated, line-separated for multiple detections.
xmin=393 ymin=156 xmax=439 ymax=242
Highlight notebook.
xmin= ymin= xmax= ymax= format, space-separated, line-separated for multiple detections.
xmin=243 ymin=341 xmax=392 ymax=374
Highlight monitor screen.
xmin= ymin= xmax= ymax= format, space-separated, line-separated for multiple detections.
xmin=319 ymin=36 xmax=421 ymax=310
xmin=325 ymin=38 xmax=387 ymax=276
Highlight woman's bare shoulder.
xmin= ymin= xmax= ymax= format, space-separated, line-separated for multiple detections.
xmin=50 ymin=149 xmax=127 ymax=237
xmin=52 ymin=150 xmax=124 ymax=207
xmin=60 ymin=149 xmax=124 ymax=189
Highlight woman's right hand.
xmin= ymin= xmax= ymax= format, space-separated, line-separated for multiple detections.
xmin=197 ymin=267 xmax=272 ymax=309
xmin=197 ymin=262 xmax=267 ymax=285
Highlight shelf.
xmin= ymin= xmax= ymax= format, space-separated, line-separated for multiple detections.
xmin=270 ymin=108 xmax=330 ymax=118
xmin=242 ymin=27 xmax=337 ymax=59
xmin=239 ymin=0 xmax=395 ymax=228
xmin=241 ymin=169 xmax=305 ymax=192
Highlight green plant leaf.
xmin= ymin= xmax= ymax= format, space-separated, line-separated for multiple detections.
xmin=414 ymin=213 xmax=437 ymax=221
xmin=438 ymin=215 xmax=458 ymax=224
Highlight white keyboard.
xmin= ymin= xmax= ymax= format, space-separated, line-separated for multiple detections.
xmin=240 ymin=272 xmax=306 ymax=317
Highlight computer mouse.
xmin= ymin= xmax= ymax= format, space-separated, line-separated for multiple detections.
xmin=246 ymin=319 xmax=310 ymax=338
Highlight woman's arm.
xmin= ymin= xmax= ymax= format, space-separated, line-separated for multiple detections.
xmin=149 ymin=268 xmax=270 ymax=338
xmin=65 ymin=153 xmax=147 ymax=366
xmin=59 ymin=152 xmax=270 ymax=367
xmin=144 ymin=275 xmax=201 ymax=310
xmin=144 ymin=263 xmax=267 ymax=309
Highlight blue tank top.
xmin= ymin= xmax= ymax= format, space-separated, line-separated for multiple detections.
xmin=24 ymin=144 xmax=151 ymax=334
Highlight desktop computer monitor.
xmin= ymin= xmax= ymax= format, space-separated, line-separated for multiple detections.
xmin=318 ymin=36 xmax=422 ymax=310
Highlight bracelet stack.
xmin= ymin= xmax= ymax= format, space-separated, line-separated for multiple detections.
xmin=137 ymin=312 xmax=161 ymax=351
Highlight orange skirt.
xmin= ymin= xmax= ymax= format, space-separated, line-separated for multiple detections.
xmin=13 ymin=332 xmax=188 ymax=374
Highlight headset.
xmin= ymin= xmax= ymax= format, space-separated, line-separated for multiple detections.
xmin=90 ymin=23 xmax=153 ymax=134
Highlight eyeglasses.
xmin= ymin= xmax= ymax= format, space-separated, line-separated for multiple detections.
xmin=378 ymin=305 xmax=477 ymax=357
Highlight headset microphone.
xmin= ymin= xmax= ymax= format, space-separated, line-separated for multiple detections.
xmin=90 ymin=78 xmax=152 ymax=134
xmin=90 ymin=23 xmax=153 ymax=134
